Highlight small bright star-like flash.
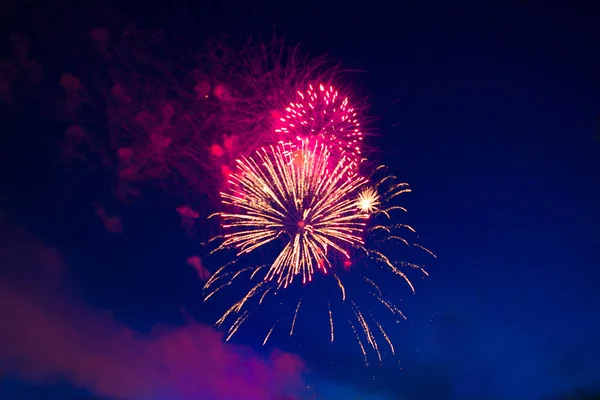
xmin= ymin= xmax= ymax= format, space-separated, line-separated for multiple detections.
xmin=356 ymin=187 xmax=381 ymax=213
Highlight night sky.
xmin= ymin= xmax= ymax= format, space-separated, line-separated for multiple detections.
xmin=1 ymin=1 xmax=599 ymax=399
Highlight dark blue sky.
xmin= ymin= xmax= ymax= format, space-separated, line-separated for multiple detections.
xmin=1 ymin=1 xmax=599 ymax=399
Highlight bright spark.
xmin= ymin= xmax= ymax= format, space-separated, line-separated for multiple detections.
xmin=356 ymin=187 xmax=381 ymax=213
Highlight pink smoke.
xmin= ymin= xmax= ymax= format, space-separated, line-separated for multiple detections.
xmin=94 ymin=203 xmax=124 ymax=234
xmin=0 ymin=224 xmax=308 ymax=400
xmin=187 ymin=255 xmax=211 ymax=281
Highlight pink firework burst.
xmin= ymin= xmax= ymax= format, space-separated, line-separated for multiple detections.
xmin=274 ymin=83 xmax=364 ymax=171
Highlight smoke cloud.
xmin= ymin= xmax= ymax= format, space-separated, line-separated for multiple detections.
xmin=0 ymin=223 xmax=307 ymax=400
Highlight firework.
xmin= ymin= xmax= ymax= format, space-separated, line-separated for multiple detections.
xmin=273 ymin=83 xmax=364 ymax=171
xmin=356 ymin=187 xmax=381 ymax=213
xmin=205 ymin=160 xmax=435 ymax=362
xmin=214 ymin=138 xmax=369 ymax=287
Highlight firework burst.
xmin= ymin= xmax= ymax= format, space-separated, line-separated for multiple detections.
xmin=213 ymin=138 xmax=369 ymax=287
xmin=205 ymin=156 xmax=434 ymax=361
xmin=273 ymin=83 xmax=365 ymax=171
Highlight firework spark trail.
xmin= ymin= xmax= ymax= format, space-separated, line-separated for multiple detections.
xmin=203 ymin=266 xmax=255 ymax=301
xmin=393 ymin=224 xmax=416 ymax=233
xmin=348 ymin=318 xmax=368 ymax=363
xmin=250 ymin=265 xmax=266 ymax=280
xmin=334 ymin=274 xmax=346 ymax=301
xmin=263 ymin=321 xmax=278 ymax=346
xmin=290 ymin=298 xmax=302 ymax=335
xmin=259 ymin=288 xmax=271 ymax=304
xmin=232 ymin=282 xmax=266 ymax=313
xmin=215 ymin=282 xmax=265 ymax=328
xmin=370 ymin=250 xmax=416 ymax=294
xmin=327 ymin=301 xmax=334 ymax=343
xmin=385 ymin=235 xmax=410 ymax=246
xmin=370 ymin=225 xmax=392 ymax=234
xmin=217 ymin=138 xmax=369 ymax=287
xmin=362 ymin=276 xmax=383 ymax=297
xmin=372 ymin=316 xmax=395 ymax=355
xmin=352 ymin=302 xmax=382 ymax=362
xmin=414 ymin=243 xmax=437 ymax=258
xmin=204 ymin=282 xmax=229 ymax=301
xmin=400 ymin=261 xmax=430 ymax=276
xmin=205 ymin=260 xmax=237 ymax=288
xmin=274 ymin=84 xmax=364 ymax=172
xmin=373 ymin=294 xmax=407 ymax=320
xmin=226 ymin=311 xmax=249 ymax=341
